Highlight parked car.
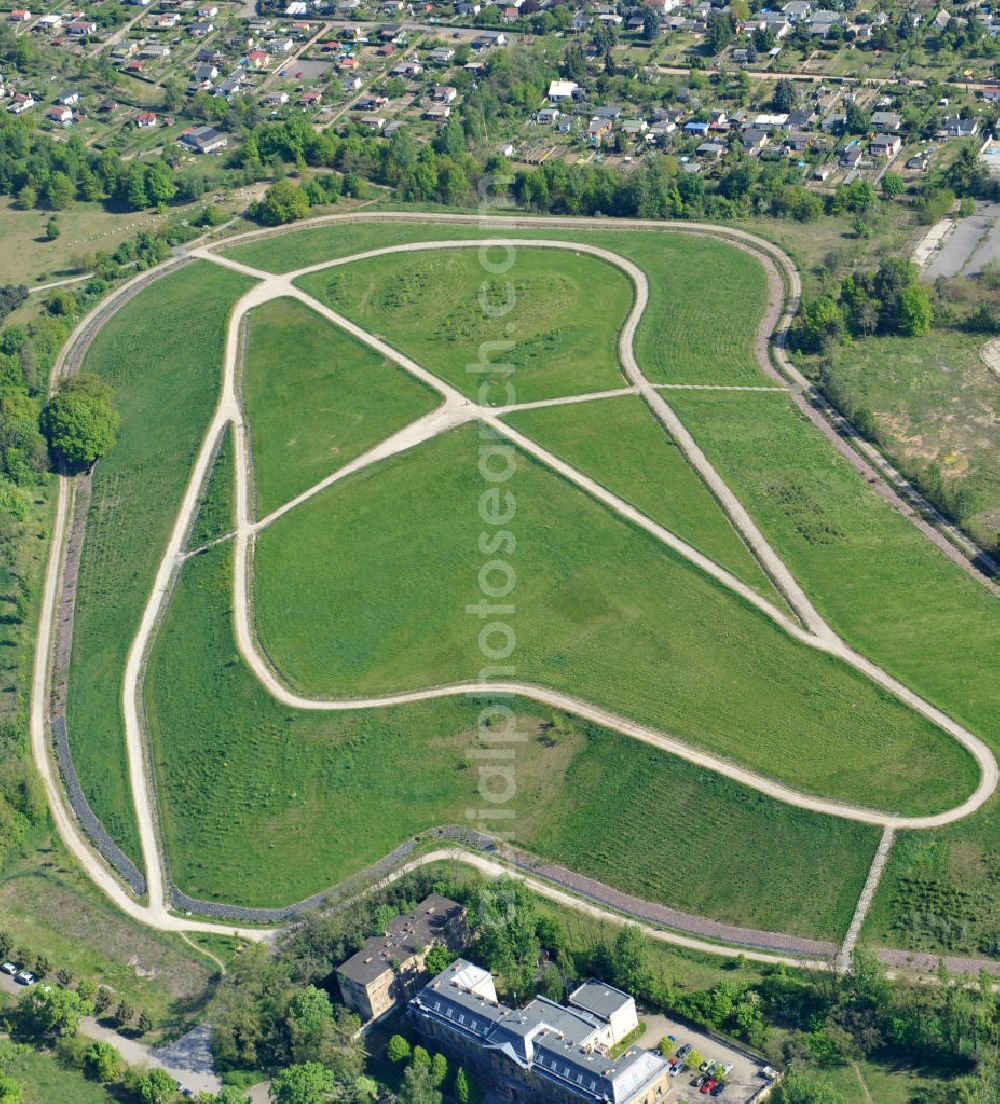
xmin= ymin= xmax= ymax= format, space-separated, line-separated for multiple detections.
xmin=701 ymin=1079 xmax=718 ymax=1095
xmin=699 ymin=1059 xmax=715 ymax=1073
xmin=14 ymin=970 xmax=35 ymax=986
xmin=761 ymin=1066 xmax=779 ymax=1081
xmin=1 ymin=963 xmax=17 ymax=975
xmin=669 ymin=1063 xmax=685 ymax=1078
xmin=692 ymin=1074 xmax=707 ymax=1088
xmin=677 ymin=1043 xmax=692 ymax=1059
xmin=721 ymin=1063 xmax=734 ymax=1076
xmin=711 ymin=1083 xmax=727 ymax=1097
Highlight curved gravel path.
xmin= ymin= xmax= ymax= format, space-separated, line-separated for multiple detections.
xmin=30 ymin=214 xmax=999 ymax=961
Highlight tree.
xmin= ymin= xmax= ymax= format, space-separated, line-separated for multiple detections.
xmin=705 ymin=10 xmax=734 ymax=54
xmin=19 ymin=985 xmax=93 ymax=1037
xmin=115 ymin=999 xmax=135 ymax=1027
xmin=137 ymin=1011 xmax=154 ymax=1035
xmin=773 ymin=78 xmax=796 ymax=113
xmin=269 ymin=1062 xmax=336 ymax=1104
xmin=16 ymin=185 xmax=36 ymax=211
xmin=455 ymin=1068 xmax=470 ymax=1104
xmin=255 ymin=181 xmax=310 ymax=226
xmin=881 ymin=172 xmax=904 ymax=197
xmin=686 ymin=1049 xmax=704 ymax=1072
xmin=41 ymin=375 xmax=119 ymax=469
xmin=45 ymin=172 xmax=75 ymax=211
xmin=898 ymin=283 xmax=933 ymax=337
xmin=424 ymin=944 xmax=456 ymax=977
xmin=388 ymin=1035 xmax=412 ymax=1065
xmin=0 ymin=1076 xmax=20 ymax=1104
xmin=772 ymin=1070 xmax=846 ymax=1104
xmin=46 ymin=219 xmax=60 ymax=241
xmin=611 ymin=926 xmax=652 ymax=997
xmin=214 ymin=1088 xmax=253 ymax=1104
xmin=124 ymin=162 xmax=149 ymax=211
xmin=127 ymin=1067 xmax=176 ymax=1104
xmin=430 ymin=1052 xmax=448 ymax=1088
xmin=398 ymin=1061 xmax=442 ymax=1104
xmin=84 ymin=1041 xmax=125 ymax=1083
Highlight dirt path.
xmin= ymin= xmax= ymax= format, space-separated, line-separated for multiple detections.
xmin=202 ymin=238 xmax=997 ymax=836
xmin=30 ymin=214 xmax=999 ymax=962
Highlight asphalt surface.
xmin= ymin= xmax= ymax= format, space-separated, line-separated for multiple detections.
xmin=924 ymin=201 xmax=1000 ymax=281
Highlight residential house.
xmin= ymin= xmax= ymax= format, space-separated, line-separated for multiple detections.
xmin=198 ymin=4 xmax=218 ymax=15
xmin=427 ymin=45 xmax=454 ymax=63
xmin=264 ymin=89 xmax=290 ymax=105
xmin=8 ymin=8 xmax=31 ymax=21
xmin=35 ymin=13 xmax=62 ymax=30
xmin=588 ymin=117 xmax=612 ymax=143
xmin=409 ymin=961 xmax=670 ymax=1104
xmin=391 ymin=59 xmax=422 ymax=76
xmin=535 ymin=106 xmax=560 ymax=124
xmin=696 ymin=140 xmax=726 ymax=159
xmin=907 ymin=150 xmax=930 ymax=171
xmin=137 ymin=42 xmax=171 ymax=58
xmin=336 ymin=895 xmax=468 ymax=1022
xmin=784 ymin=131 xmax=811 ymax=153
xmin=742 ymin=127 xmax=769 ymax=150
xmin=547 ymin=79 xmax=578 ymax=102
xmin=432 ymin=84 xmax=457 ymax=103
xmin=299 ymin=89 xmax=322 ymax=105
xmin=180 ymin=124 xmax=227 ymax=152
xmin=838 ymin=141 xmax=862 ymax=167
xmin=246 ymin=48 xmax=270 ymax=68
xmin=943 ymin=114 xmax=978 ymax=137
xmin=620 ymin=118 xmax=648 ymax=137
xmin=46 ymin=104 xmax=72 ymax=123
xmin=471 ymin=30 xmax=506 ymax=47
xmin=341 ymin=74 xmax=362 ymax=91
xmin=194 ymin=63 xmax=218 ymax=83
xmin=66 ymin=18 xmax=98 ymax=35
xmin=981 ymin=86 xmax=1000 ymax=103
xmin=58 ymin=88 xmax=80 ymax=105
xmin=870 ymin=133 xmax=901 ymax=157
xmin=151 ymin=11 xmax=180 ymax=26
xmin=361 ymin=113 xmax=386 ymax=130
xmin=137 ymin=111 xmax=157 ymax=127
xmin=424 ymin=102 xmax=451 ymax=120
xmin=809 ymin=9 xmax=841 ymax=33
xmin=8 ymin=92 xmax=34 ymax=114
xmin=782 ymin=0 xmax=812 ymax=20
xmin=871 ymin=110 xmax=901 ymax=130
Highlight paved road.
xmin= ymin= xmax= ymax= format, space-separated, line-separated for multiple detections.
xmin=924 ymin=201 xmax=1000 ymax=281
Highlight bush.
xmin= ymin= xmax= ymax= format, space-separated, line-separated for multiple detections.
xmin=387 ymin=1035 xmax=411 ymax=1064
xmin=83 ymin=1040 xmax=125 ymax=1083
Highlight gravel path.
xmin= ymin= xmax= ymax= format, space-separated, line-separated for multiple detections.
xmin=29 ymin=213 xmax=999 ymax=971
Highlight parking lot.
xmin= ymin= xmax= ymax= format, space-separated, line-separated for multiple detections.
xmin=638 ymin=1013 xmax=773 ymax=1103
xmin=923 ymin=201 xmax=1000 ymax=281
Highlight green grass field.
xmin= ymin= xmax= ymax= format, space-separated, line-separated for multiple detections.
xmin=503 ymin=394 xmax=779 ymax=599
xmin=227 ymin=220 xmax=770 ymax=385
xmin=187 ymin=424 xmax=234 ymax=552
xmin=146 ymin=542 xmax=875 ymax=937
xmin=252 ymin=421 xmax=975 ymax=814
xmin=1 ymin=1043 xmax=117 ymax=1104
xmin=242 ymin=297 xmax=438 ymax=517
xmin=295 ymin=247 xmax=633 ymax=404
xmin=665 ymin=391 xmax=1000 ymax=956
xmin=67 ymin=261 xmax=254 ymax=860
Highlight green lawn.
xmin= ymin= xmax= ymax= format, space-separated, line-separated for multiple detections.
xmin=187 ymin=423 xmax=234 ymax=551
xmin=242 ymin=297 xmax=439 ymax=517
xmin=295 ymin=247 xmax=633 ymax=404
xmin=503 ymin=394 xmax=779 ymax=600
xmin=665 ymin=391 xmax=1000 ymax=956
xmin=253 ymin=422 xmax=975 ymax=815
xmin=146 ymin=543 xmax=875 ymax=938
xmin=2 ymin=1043 xmax=118 ymax=1104
xmin=67 ymin=261 xmax=255 ymax=860
xmin=230 ymin=220 xmax=771 ymax=385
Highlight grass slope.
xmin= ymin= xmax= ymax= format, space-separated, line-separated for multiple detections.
xmin=253 ymin=422 xmax=975 ymax=814
xmin=1 ymin=1044 xmax=117 ymax=1104
xmin=67 ymin=261 xmax=255 ymax=860
xmin=146 ymin=543 xmax=874 ymax=938
xmin=263 ymin=222 xmax=769 ymax=385
xmin=664 ymin=391 xmax=1000 ymax=956
xmin=243 ymin=297 xmax=438 ymax=517
xmin=502 ymin=394 xmax=778 ymax=599
xmin=187 ymin=424 xmax=234 ymax=552
xmin=295 ymin=247 xmax=632 ymax=404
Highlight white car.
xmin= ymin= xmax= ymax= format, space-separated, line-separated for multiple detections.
xmin=14 ymin=970 xmax=35 ymax=986
xmin=0 ymin=962 xmax=16 ymax=976
xmin=721 ymin=1063 xmax=734 ymax=1077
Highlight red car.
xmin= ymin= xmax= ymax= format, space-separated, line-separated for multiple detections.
xmin=701 ymin=1080 xmax=718 ymax=1095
